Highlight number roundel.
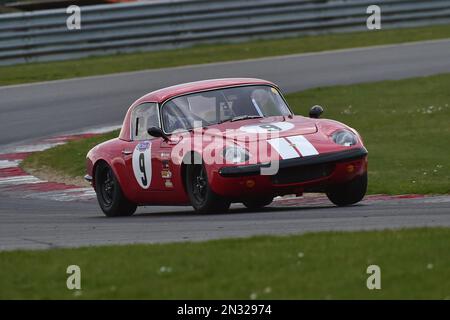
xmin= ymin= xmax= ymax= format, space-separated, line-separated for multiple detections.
xmin=132 ymin=141 xmax=152 ymax=189
xmin=239 ymin=122 xmax=294 ymax=133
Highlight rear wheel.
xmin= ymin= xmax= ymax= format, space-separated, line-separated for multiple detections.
xmin=95 ymin=162 xmax=137 ymax=217
xmin=185 ymin=163 xmax=230 ymax=214
xmin=326 ymin=173 xmax=367 ymax=206
xmin=243 ymin=197 xmax=273 ymax=210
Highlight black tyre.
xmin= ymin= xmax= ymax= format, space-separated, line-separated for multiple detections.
xmin=326 ymin=173 xmax=367 ymax=206
xmin=95 ymin=162 xmax=137 ymax=217
xmin=243 ymin=197 xmax=273 ymax=210
xmin=185 ymin=163 xmax=230 ymax=214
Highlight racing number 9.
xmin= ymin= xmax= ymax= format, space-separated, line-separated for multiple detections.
xmin=132 ymin=142 xmax=152 ymax=189
xmin=139 ymin=153 xmax=148 ymax=186
xmin=259 ymin=124 xmax=282 ymax=132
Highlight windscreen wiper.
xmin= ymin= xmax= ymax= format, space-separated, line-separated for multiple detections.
xmin=230 ymin=115 xmax=263 ymax=122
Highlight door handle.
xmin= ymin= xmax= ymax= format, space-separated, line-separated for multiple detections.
xmin=122 ymin=150 xmax=133 ymax=155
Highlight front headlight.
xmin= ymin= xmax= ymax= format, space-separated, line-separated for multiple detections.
xmin=223 ymin=146 xmax=250 ymax=164
xmin=332 ymin=130 xmax=357 ymax=146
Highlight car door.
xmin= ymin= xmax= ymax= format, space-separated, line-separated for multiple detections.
xmin=122 ymin=102 xmax=167 ymax=198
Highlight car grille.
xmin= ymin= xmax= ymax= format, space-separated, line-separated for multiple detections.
xmin=271 ymin=163 xmax=335 ymax=185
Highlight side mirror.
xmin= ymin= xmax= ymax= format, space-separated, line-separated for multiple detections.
xmin=309 ymin=105 xmax=324 ymax=119
xmin=147 ymin=127 xmax=169 ymax=141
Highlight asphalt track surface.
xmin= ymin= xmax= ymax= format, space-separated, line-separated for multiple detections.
xmin=1 ymin=195 xmax=450 ymax=250
xmin=1 ymin=39 xmax=450 ymax=250
xmin=1 ymin=39 xmax=450 ymax=147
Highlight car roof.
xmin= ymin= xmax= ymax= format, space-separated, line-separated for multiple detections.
xmin=134 ymin=78 xmax=277 ymax=104
xmin=119 ymin=78 xmax=278 ymax=141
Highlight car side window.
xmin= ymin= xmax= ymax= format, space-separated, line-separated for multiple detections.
xmin=131 ymin=103 xmax=160 ymax=140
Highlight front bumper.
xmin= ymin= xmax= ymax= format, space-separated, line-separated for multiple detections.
xmin=210 ymin=147 xmax=368 ymax=198
xmin=218 ymin=147 xmax=368 ymax=177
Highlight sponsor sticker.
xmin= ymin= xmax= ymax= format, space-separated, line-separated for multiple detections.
xmin=137 ymin=141 xmax=150 ymax=152
xmin=162 ymin=160 xmax=170 ymax=168
xmin=161 ymin=169 xmax=172 ymax=179
xmin=160 ymin=152 xmax=170 ymax=159
xmin=164 ymin=180 xmax=173 ymax=188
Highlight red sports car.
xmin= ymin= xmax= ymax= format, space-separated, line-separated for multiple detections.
xmin=85 ymin=78 xmax=368 ymax=217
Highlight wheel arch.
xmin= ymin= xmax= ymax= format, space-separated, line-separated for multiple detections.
xmin=180 ymin=151 xmax=203 ymax=195
xmin=92 ymin=158 xmax=127 ymax=192
xmin=91 ymin=159 xmax=109 ymax=192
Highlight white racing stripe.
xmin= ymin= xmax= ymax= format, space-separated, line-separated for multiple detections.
xmin=268 ymin=135 xmax=319 ymax=159
xmin=286 ymin=135 xmax=319 ymax=156
xmin=268 ymin=138 xmax=299 ymax=160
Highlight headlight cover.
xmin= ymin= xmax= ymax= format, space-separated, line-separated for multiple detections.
xmin=223 ymin=146 xmax=250 ymax=164
xmin=332 ymin=130 xmax=357 ymax=146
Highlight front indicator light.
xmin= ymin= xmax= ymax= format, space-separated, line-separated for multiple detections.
xmin=246 ymin=179 xmax=255 ymax=188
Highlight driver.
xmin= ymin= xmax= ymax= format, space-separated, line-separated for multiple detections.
xmin=250 ymin=88 xmax=279 ymax=116
xmin=164 ymin=100 xmax=189 ymax=133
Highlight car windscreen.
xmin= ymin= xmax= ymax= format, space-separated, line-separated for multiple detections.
xmin=161 ymin=85 xmax=292 ymax=133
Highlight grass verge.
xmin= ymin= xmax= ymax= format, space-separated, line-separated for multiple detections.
xmin=1 ymin=24 xmax=450 ymax=86
xmin=0 ymin=228 xmax=449 ymax=299
xmin=288 ymin=74 xmax=450 ymax=194
xmin=21 ymin=73 xmax=450 ymax=195
xmin=22 ymin=130 xmax=119 ymax=179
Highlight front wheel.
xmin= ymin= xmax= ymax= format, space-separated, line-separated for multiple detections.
xmin=95 ymin=162 xmax=137 ymax=217
xmin=326 ymin=173 xmax=367 ymax=206
xmin=185 ymin=163 xmax=230 ymax=214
